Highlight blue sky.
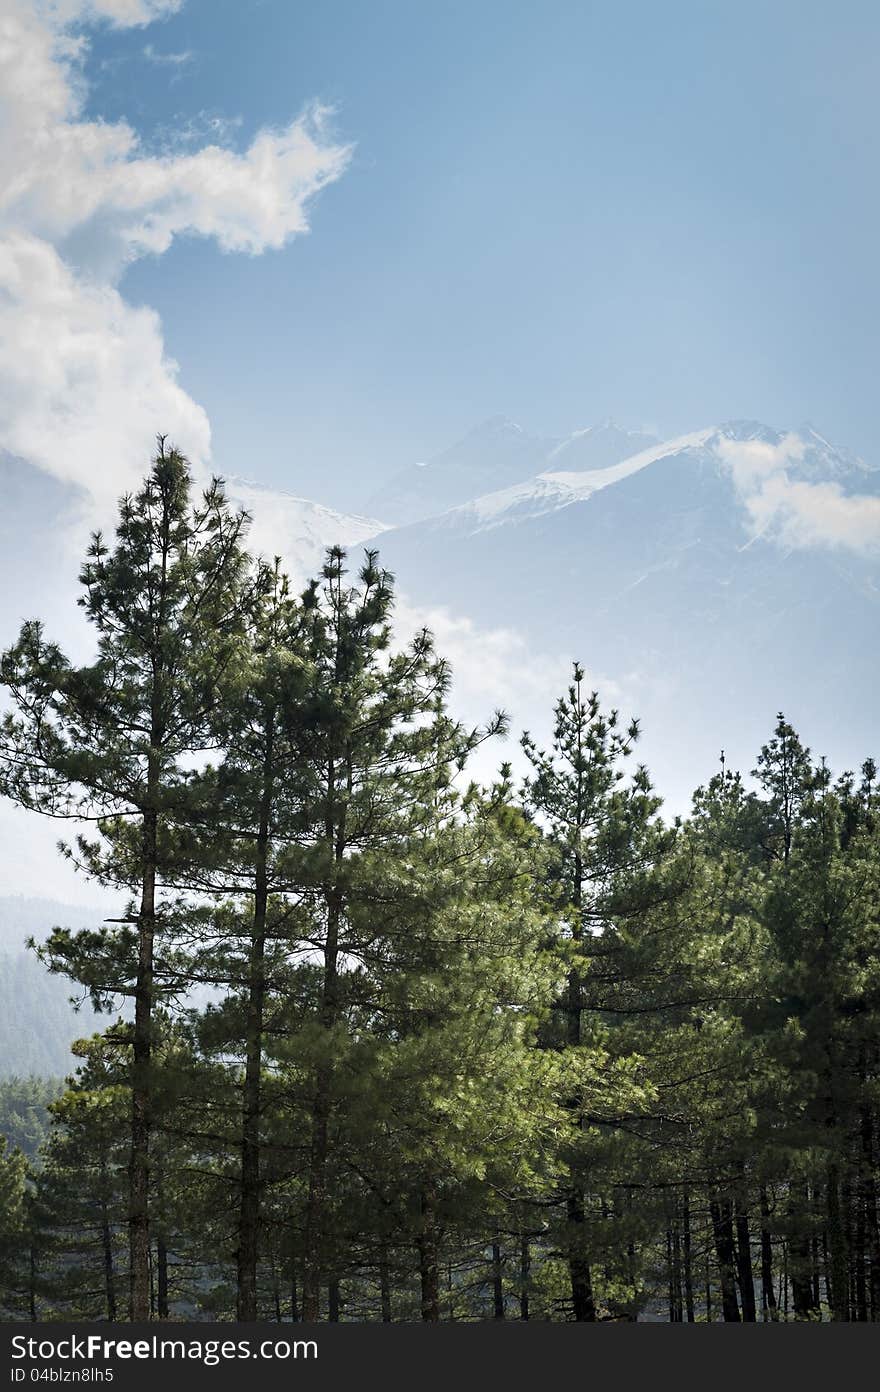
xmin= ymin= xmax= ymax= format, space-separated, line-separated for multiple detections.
xmin=77 ymin=0 xmax=880 ymax=509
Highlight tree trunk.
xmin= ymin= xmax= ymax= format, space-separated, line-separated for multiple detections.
xmin=564 ymin=931 xmax=595 ymax=1322
xmin=156 ymin=1236 xmax=169 ymax=1320
xmin=567 ymin=1188 xmax=596 ymax=1321
xmin=861 ymin=1104 xmax=880 ymax=1320
xmin=302 ymin=1060 xmax=331 ymax=1320
xmin=853 ymin=1193 xmax=867 ymax=1322
xmin=710 ymin=1198 xmax=740 ymax=1322
xmin=129 ymin=803 xmax=157 ymax=1322
xmin=759 ymin=1187 xmax=777 ymax=1320
xmin=28 ymin=1244 xmax=37 ymax=1323
xmin=237 ymin=731 xmax=274 ymax=1321
xmin=491 ymin=1241 xmax=504 ymax=1319
xmin=302 ymin=746 xmax=344 ymax=1321
xmin=811 ymin=1231 xmax=821 ymax=1311
xmin=302 ymin=895 xmax=340 ymax=1317
xmin=99 ymin=1159 xmax=116 ymax=1322
xmin=666 ymin=1212 xmax=683 ymax=1322
xmin=417 ymin=1184 xmax=440 ymax=1322
xmin=790 ymin=1184 xmax=816 ymax=1319
xmin=379 ymin=1246 xmax=392 ymax=1323
xmin=563 ymin=819 xmax=595 ymax=1324
xmin=826 ymin=1162 xmax=849 ymax=1321
xmin=520 ymin=1234 xmax=530 ymax=1321
xmin=327 ymin=1279 xmax=340 ymax=1322
xmin=734 ymin=1200 xmax=756 ymax=1322
xmin=682 ymin=1190 xmax=695 ymax=1323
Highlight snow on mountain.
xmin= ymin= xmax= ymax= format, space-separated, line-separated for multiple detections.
xmin=541 ymin=420 xmax=659 ymax=473
xmin=364 ymin=416 xmax=656 ymax=525
xmin=398 ymin=420 xmax=880 ymax=541
xmin=365 ymin=416 xmax=554 ymax=524
xmin=227 ymin=477 xmax=387 ymax=582
xmin=451 ymin=429 xmax=715 ymax=532
xmin=368 ymin=419 xmax=880 ymax=811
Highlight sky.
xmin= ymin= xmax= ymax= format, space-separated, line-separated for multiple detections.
xmin=4 ymin=0 xmax=877 ymax=512
xmin=0 ymin=0 xmax=879 ymax=901
xmin=102 ymin=0 xmax=880 ymax=508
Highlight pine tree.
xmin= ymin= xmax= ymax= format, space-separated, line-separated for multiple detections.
xmin=0 ymin=1132 xmax=28 ymax=1319
xmin=0 ymin=441 xmax=251 ymax=1318
xmin=33 ymin=1038 xmax=128 ymax=1321
xmin=172 ymin=559 xmax=317 ymax=1319
xmin=521 ymin=663 xmax=668 ymax=1320
xmin=282 ymin=547 xmax=503 ymax=1319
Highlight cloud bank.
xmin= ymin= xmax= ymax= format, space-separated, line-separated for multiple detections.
xmin=0 ymin=0 xmax=352 ymax=516
xmin=716 ymin=433 xmax=880 ymax=555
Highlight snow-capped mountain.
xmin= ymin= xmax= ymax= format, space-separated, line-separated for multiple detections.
xmin=395 ymin=421 xmax=880 ymax=540
xmin=365 ymin=416 xmax=655 ymax=525
xmin=440 ymin=428 xmax=716 ymax=533
xmin=366 ymin=419 xmax=880 ymax=806
xmin=2 ymin=415 xmax=878 ymax=839
xmin=227 ymin=476 xmax=386 ymax=583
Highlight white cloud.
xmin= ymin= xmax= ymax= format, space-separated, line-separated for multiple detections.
xmin=390 ymin=595 xmax=637 ymax=786
xmin=716 ymin=434 xmax=880 ymax=555
xmin=744 ymin=474 xmax=880 ymax=553
xmin=0 ymin=0 xmax=352 ymax=519
xmin=395 ymin=600 xmax=573 ymax=718
xmin=0 ymin=232 xmax=211 ymax=511
xmin=43 ymin=2 xmax=182 ymax=27
xmin=142 ymin=40 xmax=191 ymax=65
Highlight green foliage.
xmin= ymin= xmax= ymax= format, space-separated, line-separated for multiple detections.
xmin=1 ymin=449 xmax=878 ymax=1322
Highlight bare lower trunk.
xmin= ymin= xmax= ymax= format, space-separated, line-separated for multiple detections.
xmin=237 ymin=744 xmax=273 ymax=1322
xmin=860 ymin=1092 xmax=880 ymax=1319
xmin=28 ymin=1245 xmax=37 ymax=1323
xmin=735 ymin=1199 xmax=756 ymax=1322
xmin=682 ymin=1189 xmax=695 ymax=1322
xmin=491 ymin=1241 xmax=505 ymax=1319
xmin=710 ymin=1197 xmax=740 ymax=1322
xmin=520 ymin=1234 xmax=530 ymax=1321
xmin=302 ymin=1066 xmax=331 ymax=1321
xmin=564 ymin=933 xmax=595 ymax=1323
xmin=790 ymin=1183 xmax=816 ymax=1319
xmin=99 ymin=1160 xmax=117 ymax=1322
xmin=417 ymin=1184 xmax=440 ymax=1322
xmin=379 ymin=1246 xmax=392 ymax=1323
xmin=302 ymin=897 xmax=340 ymax=1318
xmin=826 ymin=1162 xmax=849 ymax=1321
xmin=129 ymin=808 xmax=157 ymax=1323
xmin=760 ymin=1187 xmax=778 ymax=1320
xmin=303 ymin=742 xmax=344 ymax=1321
xmin=567 ymin=1188 xmax=596 ymax=1321
xmin=666 ymin=1215 xmax=683 ymax=1322
xmin=156 ymin=1236 xmax=169 ymax=1320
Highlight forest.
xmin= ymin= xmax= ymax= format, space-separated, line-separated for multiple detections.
xmin=0 ymin=443 xmax=878 ymax=1323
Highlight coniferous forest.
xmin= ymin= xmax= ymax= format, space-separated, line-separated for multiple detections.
xmin=1 ymin=444 xmax=878 ymax=1324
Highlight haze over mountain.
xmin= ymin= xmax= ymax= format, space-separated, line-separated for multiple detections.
xmin=366 ymin=418 xmax=880 ymax=809
xmin=366 ymin=417 xmax=657 ymax=525
xmin=0 ymin=897 xmax=106 ymax=1078
xmin=227 ymin=476 xmax=385 ymax=580
xmin=2 ymin=413 xmax=878 ymax=906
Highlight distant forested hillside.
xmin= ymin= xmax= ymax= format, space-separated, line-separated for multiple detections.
xmin=0 ymin=952 xmax=103 ymax=1078
xmin=0 ymin=897 xmax=106 ymax=1078
xmin=0 ymin=1077 xmax=60 ymax=1159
